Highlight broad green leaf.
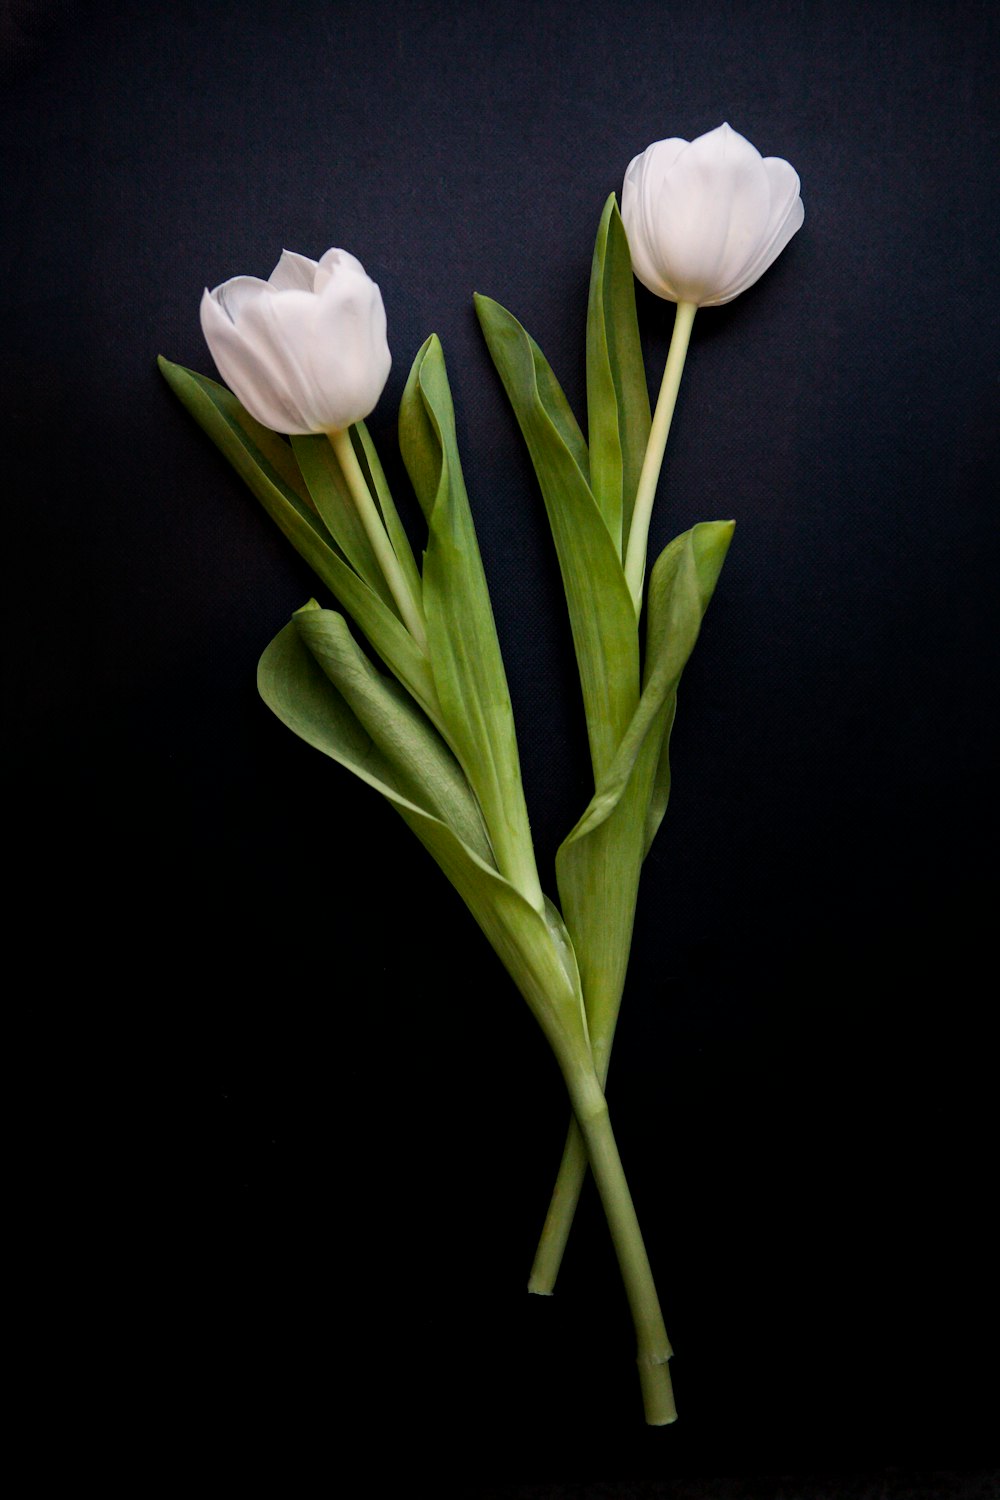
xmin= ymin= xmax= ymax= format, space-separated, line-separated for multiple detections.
xmin=561 ymin=520 xmax=735 ymax=850
xmin=293 ymin=600 xmax=492 ymax=862
xmin=258 ymin=619 xmax=589 ymax=1070
xmin=586 ymin=194 xmax=651 ymax=558
xmin=643 ymin=692 xmax=678 ymax=860
xmin=555 ymin=718 xmax=665 ymax=1061
xmin=158 ymin=356 xmax=438 ymax=727
xmin=553 ymin=521 xmax=733 ymax=1050
xmin=400 ymin=335 xmax=542 ymax=913
xmin=640 ymin=520 xmax=733 ymax=856
xmin=475 ymin=296 xmax=639 ymax=779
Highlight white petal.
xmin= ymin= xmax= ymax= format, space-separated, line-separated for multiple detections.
xmin=200 ymin=288 xmax=314 ymax=432
xmin=268 ymin=250 xmax=319 ymax=292
xmin=648 ymin=123 xmax=772 ymax=304
xmin=210 ymin=274 xmax=273 ymax=325
xmin=704 ymin=156 xmax=804 ymax=305
xmin=230 ymin=267 xmax=390 ymax=433
xmin=622 ymin=138 xmax=688 ymax=299
xmin=275 ymin=268 xmax=391 ymax=431
xmin=314 ymin=247 xmax=369 ymax=293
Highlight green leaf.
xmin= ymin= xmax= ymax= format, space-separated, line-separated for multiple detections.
xmin=158 ymin=356 xmax=438 ymax=726
xmin=399 ymin=335 xmax=542 ymax=912
xmin=474 ymin=296 xmax=639 ymax=779
xmin=353 ymin=421 xmax=424 ymax=609
xmin=640 ymin=519 xmax=734 ymax=856
xmin=586 ymin=194 xmax=652 ymax=558
xmin=258 ymin=619 xmax=588 ymax=1071
xmin=643 ymin=693 xmax=679 ymax=861
xmin=554 ymin=703 xmax=667 ymax=1056
xmin=158 ymin=357 xmax=324 ymax=530
xmin=292 ymin=600 xmax=492 ymax=863
xmin=553 ymin=520 xmax=734 ymax=1044
xmin=290 ymin=434 xmax=400 ymax=612
xmin=563 ymin=520 xmax=735 ymax=850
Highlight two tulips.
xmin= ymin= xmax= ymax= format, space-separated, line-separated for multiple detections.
xmin=171 ymin=123 xmax=804 ymax=1425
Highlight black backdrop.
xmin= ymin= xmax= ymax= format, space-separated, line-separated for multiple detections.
xmin=4 ymin=2 xmax=998 ymax=1495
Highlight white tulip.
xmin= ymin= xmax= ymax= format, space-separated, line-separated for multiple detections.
xmin=200 ymin=248 xmax=392 ymax=435
xmin=621 ymin=125 xmax=803 ymax=608
xmin=201 ymin=248 xmax=426 ymax=647
xmin=621 ymin=123 xmax=804 ymax=308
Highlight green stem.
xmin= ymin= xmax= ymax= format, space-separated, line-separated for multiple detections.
xmin=533 ymin=692 xmax=668 ymax=1291
xmin=623 ymin=300 xmax=696 ymax=613
xmin=527 ymin=1117 xmax=588 ymax=1293
xmin=562 ymin=1064 xmax=676 ymax=1425
xmin=329 ymin=428 xmax=428 ymax=651
xmin=529 ymin=1025 xmax=613 ymax=1296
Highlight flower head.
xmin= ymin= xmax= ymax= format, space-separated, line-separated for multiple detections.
xmin=621 ymin=123 xmax=804 ymax=307
xmin=200 ymin=248 xmax=391 ymax=434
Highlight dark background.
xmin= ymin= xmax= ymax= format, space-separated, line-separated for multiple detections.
xmin=4 ymin=1 xmax=998 ymax=1495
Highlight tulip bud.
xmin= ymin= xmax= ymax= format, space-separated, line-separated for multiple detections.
xmin=621 ymin=123 xmax=804 ymax=308
xmin=200 ymin=248 xmax=392 ymax=435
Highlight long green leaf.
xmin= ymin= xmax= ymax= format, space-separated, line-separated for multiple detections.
xmin=353 ymin=421 xmax=424 ymax=608
xmin=553 ymin=521 xmax=733 ymax=1046
xmin=158 ymin=356 xmax=438 ymax=725
xmin=293 ymin=600 xmax=492 ymax=862
xmin=640 ymin=520 xmax=734 ymax=856
xmin=475 ymin=295 xmax=639 ymax=779
xmin=258 ymin=619 xmax=588 ymax=1070
xmin=561 ymin=521 xmax=735 ymax=850
xmin=586 ymin=193 xmax=652 ymax=557
xmin=290 ymin=435 xmax=399 ymax=612
xmin=399 ymin=335 xmax=543 ymax=913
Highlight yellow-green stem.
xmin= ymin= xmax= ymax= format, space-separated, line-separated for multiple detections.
xmin=623 ymin=300 xmax=696 ymax=612
xmin=329 ymin=428 xmax=428 ymax=651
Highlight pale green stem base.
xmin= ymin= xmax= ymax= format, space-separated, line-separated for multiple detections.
xmin=562 ymin=1067 xmax=676 ymax=1425
xmin=623 ymin=300 xmax=697 ymax=613
xmin=528 ymin=1115 xmax=590 ymax=1294
xmin=329 ymin=428 xmax=428 ymax=651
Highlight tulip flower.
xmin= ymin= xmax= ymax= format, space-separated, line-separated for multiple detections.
xmin=621 ymin=122 xmax=803 ymax=309
xmin=621 ymin=124 xmax=803 ymax=607
xmin=201 ymin=249 xmax=425 ymax=648
xmin=199 ymin=247 xmax=391 ymax=436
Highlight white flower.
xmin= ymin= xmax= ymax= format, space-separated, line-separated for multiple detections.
xmin=621 ymin=123 xmax=804 ymax=307
xmin=199 ymin=248 xmax=391 ymax=434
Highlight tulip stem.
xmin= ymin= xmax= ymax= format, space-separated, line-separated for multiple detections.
xmin=624 ymin=300 xmax=697 ymax=613
xmin=329 ymin=428 xmax=429 ymax=651
xmin=560 ymin=1063 xmax=676 ymax=1425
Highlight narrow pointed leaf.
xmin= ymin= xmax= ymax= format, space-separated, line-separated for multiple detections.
xmin=475 ymin=295 xmax=639 ymax=777
xmin=399 ymin=335 xmax=542 ymax=911
xmin=159 ymin=357 xmax=322 ymax=529
xmin=258 ymin=620 xmax=589 ymax=1068
xmin=158 ymin=356 xmax=438 ymax=724
xmin=353 ymin=421 xmax=424 ymax=608
xmin=586 ymin=194 xmax=652 ymax=556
